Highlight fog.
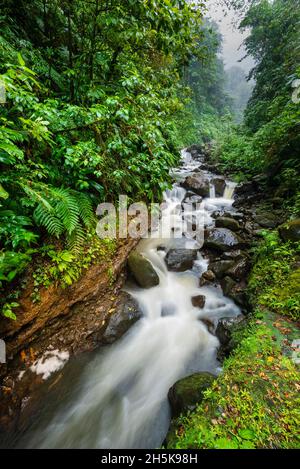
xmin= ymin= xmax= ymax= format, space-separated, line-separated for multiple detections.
xmin=205 ymin=0 xmax=254 ymax=73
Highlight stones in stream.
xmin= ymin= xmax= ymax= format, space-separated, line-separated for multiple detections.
xmin=204 ymin=228 xmax=244 ymax=252
xmin=215 ymin=217 xmax=240 ymax=231
xmin=191 ymin=295 xmax=206 ymax=308
xmin=128 ymin=251 xmax=159 ymax=288
xmin=181 ymin=173 xmax=210 ymax=197
xmin=165 ymin=249 xmax=198 ymax=272
xmin=199 ymin=269 xmax=216 ymax=286
xmin=102 ymin=292 xmax=142 ymax=344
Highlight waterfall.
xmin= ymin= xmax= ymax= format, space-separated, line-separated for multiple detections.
xmin=223 ymin=181 xmax=237 ymax=200
xmin=209 ymin=182 xmax=216 ymax=199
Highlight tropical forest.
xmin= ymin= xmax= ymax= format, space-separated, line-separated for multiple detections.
xmin=0 ymin=0 xmax=299 ymax=452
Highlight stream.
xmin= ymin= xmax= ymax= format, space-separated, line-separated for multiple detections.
xmin=10 ymin=149 xmax=241 ymax=449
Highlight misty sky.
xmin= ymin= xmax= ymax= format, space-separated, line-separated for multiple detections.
xmin=205 ymin=0 xmax=254 ymax=72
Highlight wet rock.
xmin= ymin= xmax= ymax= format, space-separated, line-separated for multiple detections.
xmin=128 ymin=251 xmax=159 ymax=288
xmin=216 ymin=315 xmax=246 ymax=361
xmin=222 ymin=250 xmax=247 ymax=261
xmin=200 ymin=318 xmax=215 ymax=334
xmin=181 ymin=173 xmax=210 ymax=197
xmin=168 ymin=372 xmax=216 ymax=417
xmin=191 ymin=295 xmax=206 ymax=308
xmin=165 ymin=249 xmax=198 ymax=272
xmin=199 ymin=269 xmax=216 ymax=286
xmin=220 ymin=276 xmax=248 ymax=308
xmin=216 ymin=315 xmax=245 ymax=346
xmin=253 ymin=212 xmax=281 ymax=229
xmin=235 ymin=181 xmax=256 ymax=196
xmin=209 ymin=260 xmax=235 ymax=279
xmin=211 ymin=177 xmax=226 ymax=196
xmin=102 ymin=292 xmax=142 ymax=344
xmin=226 ymin=257 xmax=251 ymax=281
xmin=215 ymin=217 xmax=240 ymax=232
xmin=279 ymin=219 xmax=300 ymax=242
xmin=204 ymin=228 xmax=243 ymax=252
xmin=183 ymin=194 xmax=203 ymax=207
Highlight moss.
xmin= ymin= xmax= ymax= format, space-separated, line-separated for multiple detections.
xmin=167 ymin=311 xmax=300 ymax=449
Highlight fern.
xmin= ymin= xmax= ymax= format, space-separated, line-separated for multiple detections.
xmin=21 ymin=182 xmax=94 ymax=249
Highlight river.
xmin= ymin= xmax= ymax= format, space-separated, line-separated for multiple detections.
xmin=12 ymin=149 xmax=240 ymax=449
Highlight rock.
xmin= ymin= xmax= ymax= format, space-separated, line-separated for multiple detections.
xmin=181 ymin=173 xmax=210 ymax=197
xmin=209 ymin=260 xmax=235 ymax=279
xmin=211 ymin=177 xmax=226 ymax=196
xmin=204 ymin=228 xmax=243 ymax=252
xmin=165 ymin=249 xmax=198 ymax=272
xmin=200 ymin=318 xmax=215 ymax=333
xmin=102 ymin=292 xmax=142 ymax=344
xmin=215 ymin=217 xmax=240 ymax=231
xmin=191 ymin=295 xmax=206 ymax=308
xmin=128 ymin=251 xmax=159 ymax=288
xmin=222 ymin=250 xmax=247 ymax=261
xmin=279 ymin=220 xmax=300 ymax=242
xmin=235 ymin=181 xmax=255 ymax=196
xmin=220 ymin=276 xmax=248 ymax=308
xmin=226 ymin=257 xmax=251 ymax=281
xmin=199 ymin=269 xmax=216 ymax=286
xmin=183 ymin=194 xmax=203 ymax=207
xmin=253 ymin=212 xmax=280 ymax=229
xmin=216 ymin=315 xmax=245 ymax=346
xmin=216 ymin=315 xmax=246 ymax=361
xmin=168 ymin=372 xmax=216 ymax=417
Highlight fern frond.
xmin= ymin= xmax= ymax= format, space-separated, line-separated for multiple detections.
xmin=34 ymin=204 xmax=64 ymax=237
xmin=77 ymin=193 xmax=95 ymax=228
xmin=67 ymin=224 xmax=85 ymax=253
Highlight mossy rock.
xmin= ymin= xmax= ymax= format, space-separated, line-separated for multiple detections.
xmin=128 ymin=251 xmax=159 ymax=288
xmin=279 ymin=219 xmax=300 ymax=242
xmin=168 ymin=372 xmax=216 ymax=418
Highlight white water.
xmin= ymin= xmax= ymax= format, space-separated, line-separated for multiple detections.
xmin=18 ymin=150 xmax=240 ymax=449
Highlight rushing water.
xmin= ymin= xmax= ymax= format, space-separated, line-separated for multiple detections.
xmin=13 ymin=149 xmax=240 ymax=449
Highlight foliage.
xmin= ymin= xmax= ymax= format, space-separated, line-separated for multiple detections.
xmin=249 ymin=230 xmax=300 ymax=321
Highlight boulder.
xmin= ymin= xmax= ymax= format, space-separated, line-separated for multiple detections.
xmin=181 ymin=173 xmax=210 ymax=197
xmin=220 ymin=276 xmax=248 ymax=308
xmin=209 ymin=260 xmax=235 ymax=279
xmin=216 ymin=315 xmax=246 ymax=361
xmin=253 ymin=212 xmax=281 ymax=229
xmin=199 ymin=269 xmax=216 ymax=286
xmin=235 ymin=181 xmax=255 ymax=196
xmin=103 ymin=292 xmax=142 ymax=344
xmin=191 ymin=295 xmax=206 ymax=308
xmin=204 ymin=228 xmax=243 ymax=252
xmin=165 ymin=249 xmax=198 ymax=272
xmin=226 ymin=257 xmax=251 ymax=281
xmin=279 ymin=220 xmax=300 ymax=242
xmin=183 ymin=194 xmax=203 ymax=207
xmin=211 ymin=177 xmax=226 ymax=197
xmin=215 ymin=217 xmax=240 ymax=232
xmin=168 ymin=372 xmax=216 ymax=417
xmin=128 ymin=251 xmax=159 ymax=288
xmin=221 ymin=250 xmax=247 ymax=261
